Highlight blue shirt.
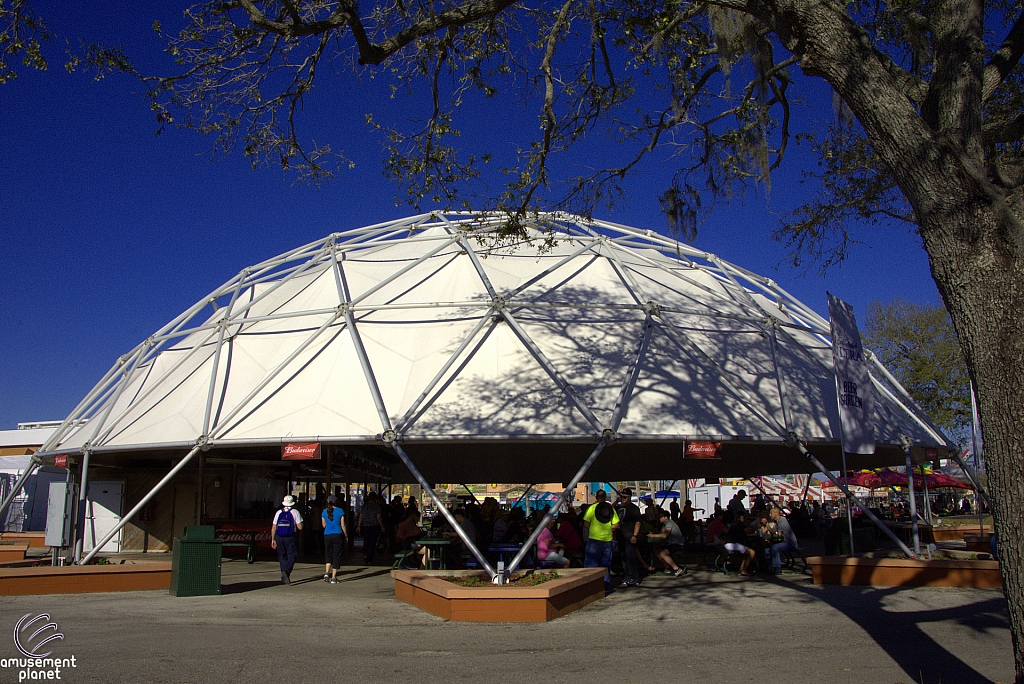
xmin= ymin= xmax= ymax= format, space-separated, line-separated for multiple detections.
xmin=322 ymin=507 xmax=345 ymax=536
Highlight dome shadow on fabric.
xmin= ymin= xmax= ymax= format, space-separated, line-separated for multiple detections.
xmin=38 ymin=212 xmax=953 ymax=483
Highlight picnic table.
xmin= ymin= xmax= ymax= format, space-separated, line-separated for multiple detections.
xmin=488 ymin=543 xmax=525 ymax=567
xmin=416 ymin=538 xmax=451 ymax=569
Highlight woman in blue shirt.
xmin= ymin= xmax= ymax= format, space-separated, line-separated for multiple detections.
xmin=321 ymin=495 xmax=349 ymax=583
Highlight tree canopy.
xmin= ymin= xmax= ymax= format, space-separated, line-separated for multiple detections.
xmin=6 ymin=0 xmax=1024 ymax=678
xmin=5 ymin=0 xmax=1013 ymax=253
xmin=864 ymin=299 xmax=971 ymax=448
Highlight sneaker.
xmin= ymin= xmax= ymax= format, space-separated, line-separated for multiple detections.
xmin=329 ymin=577 xmax=338 ymax=584
xmin=282 ymin=572 xmax=290 ymax=585
xmin=324 ymin=575 xmax=331 ymax=583
xmin=663 ymin=569 xmax=672 ymax=575
xmin=673 ymin=568 xmax=684 ymax=577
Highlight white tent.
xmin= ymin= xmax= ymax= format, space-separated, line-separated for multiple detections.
xmin=35 ymin=211 xmax=950 ymax=482
xmin=19 ymin=210 xmax=953 ymax=569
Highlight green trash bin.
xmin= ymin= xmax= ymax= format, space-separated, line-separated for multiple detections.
xmin=169 ymin=525 xmax=223 ymax=596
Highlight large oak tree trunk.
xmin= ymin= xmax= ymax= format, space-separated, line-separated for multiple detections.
xmin=755 ymin=0 xmax=1024 ymax=676
xmin=920 ymin=199 xmax=1024 ymax=680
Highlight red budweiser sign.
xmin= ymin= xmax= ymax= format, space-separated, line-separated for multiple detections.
xmin=54 ymin=454 xmax=68 ymax=468
xmin=282 ymin=443 xmax=321 ymax=460
xmin=684 ymin=441 xmax=722 ymax=459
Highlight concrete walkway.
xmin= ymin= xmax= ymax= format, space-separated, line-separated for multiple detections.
xmin=0 ymin=558 xmax=1012 ymax=683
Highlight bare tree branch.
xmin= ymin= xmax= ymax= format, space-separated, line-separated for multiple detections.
xmin=983 ymin=9 xmax=1024 ymax=102
xmin=984 ymin=112 xmax=1024 ymax=144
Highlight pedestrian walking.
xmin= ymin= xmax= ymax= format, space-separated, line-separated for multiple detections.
xmin=322 ymin=494 xmax=348 ymax=583
xmin=271 ymin=495 xmax=304 ymax=585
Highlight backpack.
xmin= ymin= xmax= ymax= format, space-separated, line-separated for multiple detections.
xmin=275 ymin=509 xmax=296 ymax=537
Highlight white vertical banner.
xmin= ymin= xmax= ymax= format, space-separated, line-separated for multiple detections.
xmin=827 ymin=293 xmax=875 ymax=455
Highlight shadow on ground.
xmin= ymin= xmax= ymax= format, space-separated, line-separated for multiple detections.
xmin=220 ymin=565 xmax=393 ymax=593
xmin=601 ymin=566 xmax=1008 ymax=684
xmin=791 ymin=581 xmax=1008 ymax=683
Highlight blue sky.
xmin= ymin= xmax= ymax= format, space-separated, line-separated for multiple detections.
xmin=0 ymin=3 xmax=940 ymax=429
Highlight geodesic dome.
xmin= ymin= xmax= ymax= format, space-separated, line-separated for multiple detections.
xmin=38 ymin=211 xmax=952 ymax=482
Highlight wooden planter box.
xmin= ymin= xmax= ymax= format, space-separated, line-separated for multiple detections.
xmin=0 ymin=562 xmax=172 ymax=596
xmin=0 ymin=532 xmax=49 ymax=548
xmin=392 ymin=568 xmax=606 ymax=622
xmin=887 ymin=523 xmax=987 ymax=544
xmin=964 ymin=533 xmax=993 ymax=552
xmin=807 ymin=555 xmax=1002 ymax=588
xmin=0 ymin=541 xmax=30 ymax=562
xmin=929 ymin=526 xmax=973 ymax=541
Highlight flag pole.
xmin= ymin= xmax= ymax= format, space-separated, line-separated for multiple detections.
xmin=970 ymin=381 xmax=984 ymax=535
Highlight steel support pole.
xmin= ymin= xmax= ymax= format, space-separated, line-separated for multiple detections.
xmin=975 ymin=456 xmax=985 ymax=534
xmin=0 ymin=457 xmax=40 ymax=521
xmin=389 ymin=441 xmax=496 ymax=578
xmin=874 ymin=469 xmax=925 ymax=524
xmin=510 ymin=485 xmax=535 ymax=513
xmin=969 ymin=380 xmax=986 ymax=536
xmin=507 ymin=435 xmax=614 ymax=577
xmin=949 ymin=450 xmax=992 ymax=508
xmin=905 ymin=446 xmax=920 ymax=556
xmin=73 ymin=448 xmax=92 ymax=564
xmin=746 ymin=476 xmax=784 ymax=512
xmin=460 ymin=484 xmax=480 ymax=503
xmin=81 ymin=444 xmax=204 ymax=565
xmin=793 ymin=439 xmax=917 ymax=558
xmin=196 ymin=451 xmax=205 ymax=525
xmin=920 ymin=465 xmax=933 ymax=525
xmin=326 ymin=448 xmax=333 ymax=499
xmin=841 ymin=449 xmax=854 ymax=555
xmin=230 ymin=464 xmax=237 ymax=518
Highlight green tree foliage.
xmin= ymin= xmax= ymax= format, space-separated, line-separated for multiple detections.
xmin=7 ymin=0 xmax=1024 ymax=678
xmin=864 ymin=299 xmax=971 ymax=448
xmin=9 ymin=3 xmax=1022 ymax=247
xmin=0 ymin=0 xmax=51 ymax=84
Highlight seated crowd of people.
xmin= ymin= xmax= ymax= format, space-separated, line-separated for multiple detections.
xmin=397 ymin=498 xmax=587 ymax=569
xmin=395 ymin=490 xmax=702 ymax=580
xmin=350 ymin=487 xmax=807 ymax=583
xmin=702 ymin=490 xmax=801 ymax=575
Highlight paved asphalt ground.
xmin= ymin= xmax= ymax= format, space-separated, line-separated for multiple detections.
xmin=0 ymin=558 xmax=1013 ymax=684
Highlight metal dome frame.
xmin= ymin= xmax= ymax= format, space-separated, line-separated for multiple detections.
xmin=3 ymin=211 xmax=953 ymax=572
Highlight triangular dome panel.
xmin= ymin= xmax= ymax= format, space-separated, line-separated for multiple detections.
xmin=408 ymin=320 xmax=597 ymax=437
xmin=43 ymin=211 xmax=953 ymax=470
